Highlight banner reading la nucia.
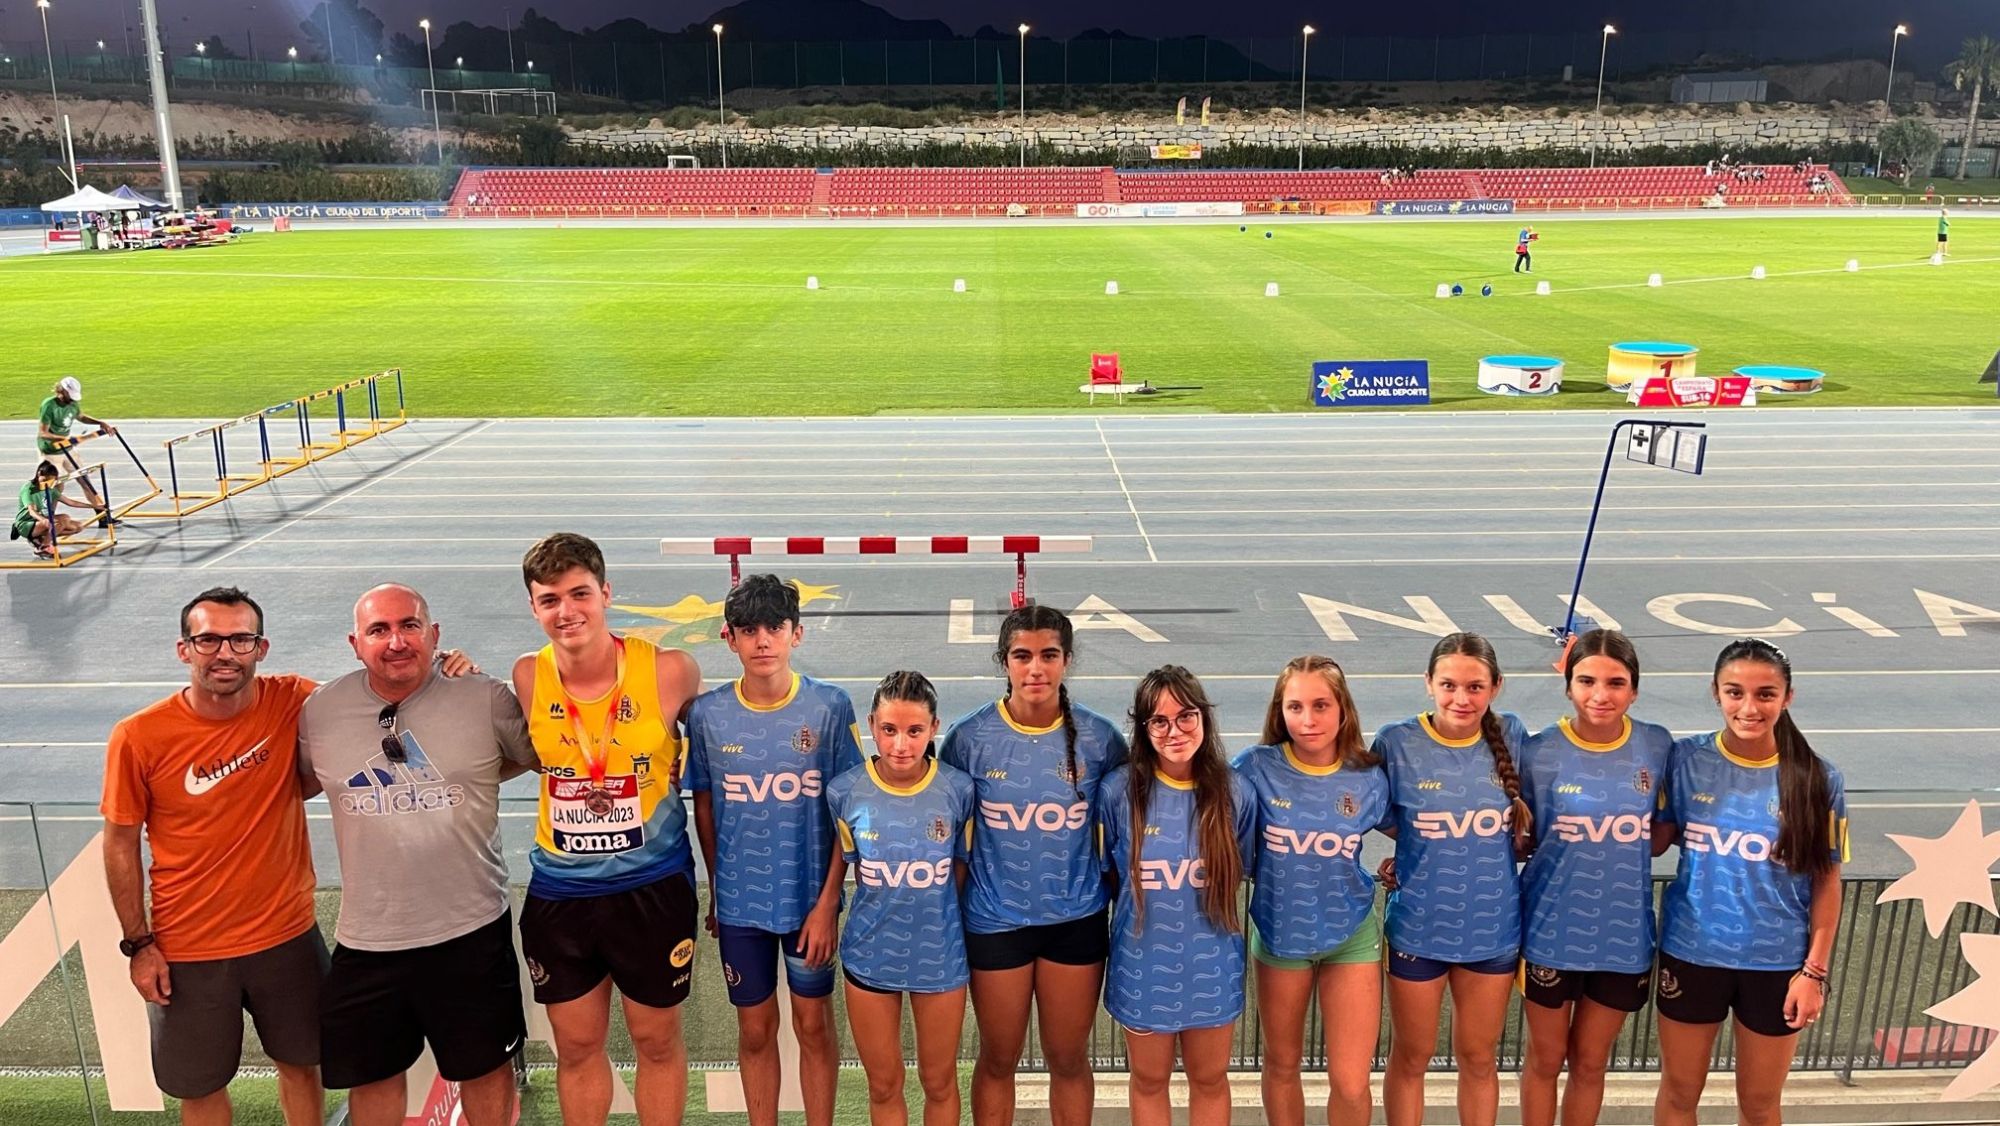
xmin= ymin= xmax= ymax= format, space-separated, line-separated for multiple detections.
xmin=1310 ymin=361 xmax=1432 ymax=407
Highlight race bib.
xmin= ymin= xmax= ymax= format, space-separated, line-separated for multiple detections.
xmin=548 ymin=774 xmax=645 ymax=855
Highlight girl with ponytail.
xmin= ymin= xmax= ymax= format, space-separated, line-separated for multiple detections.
xmin=1518 ymin=630 xmax=1675 ymax=1126
xmin=1654 ymin=639 xmax=1848 ymax=1126
xmin=1099 ymin=666 xmax=1255 ymax=1126
xmin=938 ymin=604 xmax=1128 ymax=1126
xmin=1376 ymin=632 xmax=1531 ymax=1126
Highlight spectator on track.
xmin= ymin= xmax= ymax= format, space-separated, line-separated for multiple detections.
xmin=1938 ymin=206 xmax=1950 ymax=257
xmin=35 ymin=376 xmax=117 ymax=524
xmin=300 ymin=584 xmax=537 ymax=1126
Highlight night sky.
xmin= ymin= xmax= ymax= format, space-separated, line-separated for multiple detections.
xmin=12 ymin=0 xmax=1985 ymax=67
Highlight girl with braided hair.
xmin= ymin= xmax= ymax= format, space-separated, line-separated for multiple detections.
xmin=1653 ymin=639 xmax=1847 ymax=1126
xmin=938 ymin=604 xmax=1128 ymax=1126
xmin=1375 ymin=632 xmax=1532 ymax=1126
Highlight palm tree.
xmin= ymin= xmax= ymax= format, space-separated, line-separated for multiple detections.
xmin=1946 ymin=36 xmax=2000 ymax=180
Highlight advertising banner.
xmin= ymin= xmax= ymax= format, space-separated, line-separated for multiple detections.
xmin=1626 ymin=375 xmax=1757 ymax=408
xmin=1311 ymin=361 xmax=1432 ymax=407
xmin=1148 ymin=144 xmax=1205 ymax=160
xmin=1374 ymin=199 xmax=1516 ymax=216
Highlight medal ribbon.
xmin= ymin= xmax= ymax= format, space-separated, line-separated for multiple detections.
xmin=556 ymin=639 xmax=626 ymax=788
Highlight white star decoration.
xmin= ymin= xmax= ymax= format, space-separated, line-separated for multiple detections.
xmin=1925 ymin=933 xmax=2000 ymax=1102
xmin=1876 ymin=799 xmax=2000 ymax=938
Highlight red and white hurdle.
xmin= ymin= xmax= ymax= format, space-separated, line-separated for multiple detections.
xmin=658 ymin=535 xmax=1093 ymax=608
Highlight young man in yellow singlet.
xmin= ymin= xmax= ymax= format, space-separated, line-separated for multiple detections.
xmin=512 ymin=533 xmax=703 ymax=1126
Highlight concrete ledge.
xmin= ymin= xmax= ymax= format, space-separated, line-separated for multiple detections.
xmin=1008 ymin=1069 xmax=2000 ymax=1124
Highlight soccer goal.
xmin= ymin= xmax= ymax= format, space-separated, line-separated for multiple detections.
xmin=419 ymin=87 xmax=557 ymax=116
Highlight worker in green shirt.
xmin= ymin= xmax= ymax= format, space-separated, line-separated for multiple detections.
xmin=13 ymin=460 xmax=97 ymax=560
xmin=35 ymin=376 xmax=118 ymax=525
xmin=1938 ymin=207 xmax=1950 ymax=258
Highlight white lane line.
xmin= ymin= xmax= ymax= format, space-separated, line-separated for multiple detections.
xmin=399 ymin=431 xmax=2000 ymax=452
xmin=199 ymin=420 xmax=498 ymax=570
xmin=369 ymin=461 xmax=2000 ymax=477
xmin=146 ymin=498 xmax=2000 ymax=516
xmin=1096 ymin=418 xmax=1157 ymax=564
xmin=245 ymin=525 xmax=2000 ymax=540
xmin=404 ymin=446 xmax=2000 ymax=465
xmin=95 ymin=552 xmax=2000 ymax=571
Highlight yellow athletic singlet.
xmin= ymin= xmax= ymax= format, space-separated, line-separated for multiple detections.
xmin=526 ymin=636 xmax=692 ymax=897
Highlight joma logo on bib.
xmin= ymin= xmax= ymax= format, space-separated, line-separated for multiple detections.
xmin=1263 ymin=827 xmax=1363 ymax=858
xmin=1552 ymin=813 xmax=1651 ymax=843
xmin=1682 ymin=821 xmax=1774 ymax=861
xmin=979 ymin=800 xmax=1088 ymax=832
xmin=858 ymin=857 xmax=953 ymax=888
xmin=1139 ymin=857 xmax=1207 ymax=891
xmin=1414 ymin=808 xmax=1513 ymax=839
xmin=721 ymin=771 xmax=823 ymax=803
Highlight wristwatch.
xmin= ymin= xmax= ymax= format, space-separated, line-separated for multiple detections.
xmin=119 ymin=933 xmax=155 ymax=957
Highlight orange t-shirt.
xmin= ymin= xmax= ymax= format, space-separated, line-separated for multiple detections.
xmin=101 ymin=675 xmax=319 ymax=961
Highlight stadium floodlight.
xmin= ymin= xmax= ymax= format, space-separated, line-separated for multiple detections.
xmin=95 ymin=39 xmax=103 ymax=51
xmin=421 ymin=19 xmax=443 ymax=164
xmin=713 ymin=24 xmax=727 ymax=170
xmin=1877 ymin=25 xmax=1909 ymax=175
xmin=1591 ymin=24 xmax=1616 ymax=168
xmin=1016 ymin=22 xmax=1032 ymax=170
xmin=1299 ymin=26 xmax=1315 ymax=171
xmin=196 ymin=42 xmax=204 ymax=53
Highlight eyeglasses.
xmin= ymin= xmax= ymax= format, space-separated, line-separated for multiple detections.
xmin=378 ymin=703 xmax=406 ymax=764
xmin=1145 ymin=708 xmax=1203 ymax=738
xmin=184 ymin=633 xmax=263 ymax=655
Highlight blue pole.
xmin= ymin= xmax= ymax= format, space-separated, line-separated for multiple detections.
xmin=167 ymin=442 xmax=181 ymax=500
xmin=213 ymin=429 xmax=228 ymax=482
xmin=336 ymin=389 xmax=348 ymax=435
xmin=1561 ymin=421 xmax=1633 ymax=641
xmin=258 ymin=416 xmax=272 ymax=465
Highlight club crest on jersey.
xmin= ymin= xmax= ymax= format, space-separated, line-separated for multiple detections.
xmin=1052 ymin=759 xmax=1082 ymax=785
xmin=1768 ymin=797 xmax=1782 ymax=818
xmin=927 ymin=815 xmax=951 ymax=843
xmin=1633 ymin=768 xmax=1654 ymax=795
xmin=631 ymin=753 xmax=653 ymax=779
xmin=792 ymin=725 xmax=817 ymax=754
xmin=616 ymin=695 xmax=638 ymax=723
xmin=1338 ymin=792 xmax=1359 ymax=818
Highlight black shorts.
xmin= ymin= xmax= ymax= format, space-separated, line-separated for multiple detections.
xmin=965 ymin=908 xmax=1109 ymax=973
xmin=150 ymin=926 xmax=329 ymax=1100
xmin=1654 ymin=950 xmax=1798 ymax=1038
xmin=520 ymin=871 xmax=698 ymax=1009
xmin=1522 ymin=961 xmax=1653 ymax=1014
xmin=320 ymin=911 xmax=526 ymax=1089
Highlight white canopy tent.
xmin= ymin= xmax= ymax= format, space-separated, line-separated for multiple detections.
xmin=41 ymin=186 xmax=145 ymax=213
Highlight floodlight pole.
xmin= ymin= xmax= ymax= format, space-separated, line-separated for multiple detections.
xmin=421 ymin=19 xmax=443 ymax=164
xmin=36 ymin=1 xmax=76 ymax=190
xmin=714 ymin=25 xmax=727 ymax=170
xmin=1876 ymin=24 xmax=1907 ymax=176
xmin=1299 ymin=26 xmax=1314 ymax=171
xmin=1591 ymin=24 xmax=1614 ymax=169
xmin=1018 ymin=24 xmax=1029 ymax=168
xmin=138 ymin=0 xmax=182 ymax=206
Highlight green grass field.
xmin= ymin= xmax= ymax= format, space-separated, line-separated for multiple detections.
xmin=2 ymin=216 xmax=1994 ymax=419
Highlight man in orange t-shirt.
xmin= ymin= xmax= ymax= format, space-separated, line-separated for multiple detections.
xmin=102 ymin=586 xmax=327 ymax=1126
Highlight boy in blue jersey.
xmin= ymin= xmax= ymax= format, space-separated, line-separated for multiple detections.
xmin=1654 ymin=640 xmax=1847 ymax=1126
xmin=1100 ymin=667 xmax=1255 ymax=1126
xmin=1235 ymin=655 xmax=1389 ymax=1126
xmin=1377 ymin=633 xmax=1533 ymax=1126
xmin=1518 ymin=631 xmax=1674 ymax=1126
xmin=825 ymin=671 xmax=976 ymax=1126
xmin=938 ymin=604 xmax=1127 ymax=1126
xmin=687 ymin=575 xmax=863 ymax=1126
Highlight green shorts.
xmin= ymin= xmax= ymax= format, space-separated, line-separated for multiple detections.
xmin=1250 ymin=909 xmax=1383 ymax=971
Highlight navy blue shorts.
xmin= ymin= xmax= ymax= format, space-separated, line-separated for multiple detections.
xmin=1388 ymin=947 xmax=1519 ymax=983
xmin=717 ymin=923 xmax=836 ymax=1007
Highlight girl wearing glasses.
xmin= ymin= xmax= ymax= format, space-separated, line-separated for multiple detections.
xmin=1376 ymin=632 xmax=1532 ymax=1126
xmin=1098 ymin=666 xmax=1254 ymax=1126
xmin=938 ymin=604 xmax=1127 ymax=1126
xmin=1517 ymin=630 xmax=1674 ymax=1126
xmin=1233 ymin=656 xmax=1388 ymax=1126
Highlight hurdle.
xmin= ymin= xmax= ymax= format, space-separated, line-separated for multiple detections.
xmin=0 ymin=462 xmax=117 ymax=569
xmin=659 ymin=535 xmax=1094 ymax=609
xmin=36 ymin=431 xmax=164 ymax=521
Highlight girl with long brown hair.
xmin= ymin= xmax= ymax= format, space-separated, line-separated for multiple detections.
xmin=1234 ymin=656 xmax=1389 ymax=1126
xmin=1654 ymin=639 xmax=1848 ymax=1126
xmin=1099 ymin=665 xmax=1255 ymax=1126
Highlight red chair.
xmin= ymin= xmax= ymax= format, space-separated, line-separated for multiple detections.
xmin=1089 ymin=353 xmax=1124 ymax=405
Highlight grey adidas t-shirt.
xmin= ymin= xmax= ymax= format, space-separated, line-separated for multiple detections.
xmin=300 ymin=667 xmax=536 ymax=951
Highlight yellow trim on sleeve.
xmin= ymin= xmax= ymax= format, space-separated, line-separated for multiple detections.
xmin=734 ymin=672 xmax=801 ymax=713
xmin=1418 ymin=712 xmax=1485 ymax=749
xmin=998 ymin=698 xmax=1063 ymax=736
xmin=1559 ymin=715 xmax=1632 ymax=753
xmin=1835 ymin=814 xmax=1851 ymax=863
xmin=836 ymin=819 xmax=856 ymax=853
xmin=1282 ymin=741 xmax=1344 ymax=777
xmin=866 ymin=757 xmax=937 ymax=797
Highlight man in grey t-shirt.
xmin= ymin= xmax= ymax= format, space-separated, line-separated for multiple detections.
xmin=299 ymin=583 xmax=537 ymax=1126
